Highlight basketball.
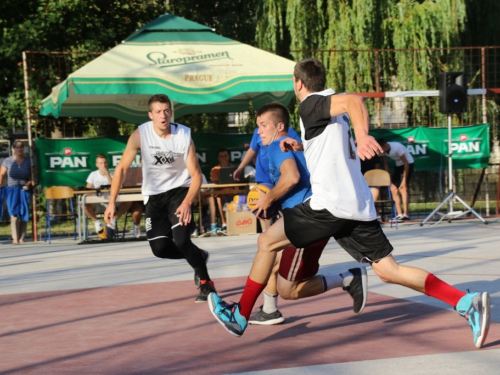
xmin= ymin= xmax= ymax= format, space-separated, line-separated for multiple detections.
xmin=247 ymin=183 xmax=280 ymax=219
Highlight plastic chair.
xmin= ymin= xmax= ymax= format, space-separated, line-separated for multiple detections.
xmin=44 ymin=186 xmax=78 ymax=243
xmin=363 ymin=169 xmax=398 ymax=228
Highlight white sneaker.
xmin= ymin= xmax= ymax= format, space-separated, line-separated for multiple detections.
xmin=94 ymin=220 xmax=104 ymax=233
xmin=107 ymin=218 xmax=117 ymax=230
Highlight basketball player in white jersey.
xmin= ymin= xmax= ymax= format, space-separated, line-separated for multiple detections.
xmin=104 ymin=94 xmax=215 ymax=302
xmin=208 ymin=59 xmax=490 ymax=349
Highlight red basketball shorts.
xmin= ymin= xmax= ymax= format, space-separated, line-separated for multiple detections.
xmin=278 ymin=238 xmax=330 ymax=281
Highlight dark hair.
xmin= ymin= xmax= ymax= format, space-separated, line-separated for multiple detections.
xmin=217 ymin=148 xmax=229 ymax=156
xmin=96 ymin=153 xmax=108 ymax=161
xmin=293 ymin=58 xmax=326 ymax=92
xmin=377 ymin=138 xmax=388 ymax=147
xmin=12 ymin=141 xmax=24 ymax=149
xmin=148 ymin=94 xmax=172 ymax=111
xmin=255 ymin=102 xmax=290 ymax=132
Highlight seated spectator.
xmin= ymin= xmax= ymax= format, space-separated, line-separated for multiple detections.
xmin=209 ymin=148 xmax=236 ymax=234
xmin=85 ymin=154 xmax=131 ymax=238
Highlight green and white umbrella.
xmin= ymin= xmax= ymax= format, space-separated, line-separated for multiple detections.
xmin=40 ymin=14 xmax=296 ymax=124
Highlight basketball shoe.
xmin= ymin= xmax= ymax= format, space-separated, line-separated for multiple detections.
xmin=342 ymin=267 xmax=368 ymax=314
xmin=208 ymin=293 xmax=247 ymax=337
xmin=248 ymin=305 xmax=285 ymax=325
xmin=195 ymin=280 xmax=216 ymax=303
xmin=456 ymin=291 xmax=491 ymax=348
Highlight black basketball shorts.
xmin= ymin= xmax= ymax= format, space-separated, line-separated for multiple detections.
xmin=145 ymin=187 xmax=194 ymax=239
xmin=283 ymin=200 xmax=394 ymax=263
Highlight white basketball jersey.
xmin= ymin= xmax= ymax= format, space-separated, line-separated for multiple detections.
xmin=139 ymin=121 xmax=192 ymax=198
xmin=298 ymin=89 xmax=376 ymax=221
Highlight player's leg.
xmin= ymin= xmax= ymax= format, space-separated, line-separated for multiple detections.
xmin=275 ymin=238 xmax=367 ymax=314
xmin=368 ymin=238 xmax=490 ymax=348
xmin=208 ymin=217 xmax=290 ymax=336
xmin=259 ymin=218 xmax=272 ymax=232
xmin=167 ymin=188 xmax=215 ymax=302
xmin=145 ymin=194 xmax=184 ymax=260
xmin=248 ymin=251 xmax=285 ymax=325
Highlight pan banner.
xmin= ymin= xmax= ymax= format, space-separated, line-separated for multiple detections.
xmin=34 ymin=124 xmax=489 ymax=187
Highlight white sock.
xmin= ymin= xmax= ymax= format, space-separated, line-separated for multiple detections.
xmin=320 ymin=274 xmax=344 ymax=292
xmin=262 ymin=290 xmax=279 ymax=314
xmin=339 ymin=271 xmax=354 ymax=288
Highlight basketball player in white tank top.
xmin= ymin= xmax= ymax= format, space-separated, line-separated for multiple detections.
xmin=104 ymin=94 xmax=216 ymax=303
xmin=208 ymin=59 xmax=491 ymax=348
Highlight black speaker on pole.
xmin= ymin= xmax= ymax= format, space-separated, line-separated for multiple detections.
xmin=438 ymin=72 xmax=467 ymax=114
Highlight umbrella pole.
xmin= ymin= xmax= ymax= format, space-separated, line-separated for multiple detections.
xmin=23 ymin=51 xmax=38 ymax=242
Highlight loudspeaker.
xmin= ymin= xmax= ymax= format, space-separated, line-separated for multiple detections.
xmin=438 ymin=72 xmax=467 ymax=114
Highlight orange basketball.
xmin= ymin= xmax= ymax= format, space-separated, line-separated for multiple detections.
xmin=247 ymin=183 xmax=280 ymax=219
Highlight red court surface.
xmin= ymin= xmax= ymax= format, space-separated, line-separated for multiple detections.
xmin=1 ymin=276 xmax=498 ymax=374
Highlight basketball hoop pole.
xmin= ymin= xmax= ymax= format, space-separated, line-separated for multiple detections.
xmin=420 ymin=114 xmax=487 ymax=225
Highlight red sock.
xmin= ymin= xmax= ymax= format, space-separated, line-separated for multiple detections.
xmin=425 ymin=274 xmax=466 ymax=307
xmin=238 ymin=277 xmax=266 ymax=319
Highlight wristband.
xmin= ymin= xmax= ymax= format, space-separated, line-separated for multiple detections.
xmin=182 ymin=202 xmax=191 ymax=206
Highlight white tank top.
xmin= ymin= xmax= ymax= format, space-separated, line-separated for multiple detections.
xmin=139 ymin=121 xmax=192 ymax=199
xmin=298 ymin=90 xmax=376 ymax=221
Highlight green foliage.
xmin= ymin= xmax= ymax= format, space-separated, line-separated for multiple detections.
xmin=0 ymin=0 xmax=167 ymax=137
xmin=164 ymin=0 xmax=256 ymax=44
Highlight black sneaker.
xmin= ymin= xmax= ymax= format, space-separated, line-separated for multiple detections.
xmin=248 ymin=305 xmax=285 ymax=325
xmin=194 ymin=250 xmax=210 ymax=287
xmin=195 ymin=280 xmax=216 ymax=303
xmin=343 ymin=267 xmax=368 ymax=314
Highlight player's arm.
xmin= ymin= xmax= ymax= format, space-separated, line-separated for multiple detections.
xmin=252 ymin=158 xmax=299 ymax=217
xmin=175 ymin=140 xmax=202 ymax=225
xmin=330 ymin=94 xmax=382 ymax=160
xmin=104 ymin=130 xmax=140 ymax=223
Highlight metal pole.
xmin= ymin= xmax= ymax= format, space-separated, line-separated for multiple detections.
xmin=22 ymin=51 xmax=38 ymax=242
xmin=481 ymin=48 xmax=488 ymax=124
xmin=447 ymin=114 xmax=453 ymax=213
xmin=375 ymin=50 xmax=382 ymax=128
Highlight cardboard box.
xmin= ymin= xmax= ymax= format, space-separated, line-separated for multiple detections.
xmin=226 ymin=211 xmax=257 ymax=235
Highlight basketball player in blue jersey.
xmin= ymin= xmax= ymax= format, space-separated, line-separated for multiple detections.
xmin=245 ymin=102 xmax=367 ymax=326
xmin=104 ymin=94 xmax=215 ymax=303
xmin=208 ymin=59 xmax=491 ymax=349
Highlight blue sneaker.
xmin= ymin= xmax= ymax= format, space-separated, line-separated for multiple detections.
xmin=456 ymin=292 xmax=491 ymax=348
xmin=208 ymin=293 xmax=248 ymax=337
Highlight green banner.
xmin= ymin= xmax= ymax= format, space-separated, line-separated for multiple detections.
xmin=35 ymin=124 xmax=490 ymax=187
xmin=35 ymin=133 xmax=253 ymax=187
xmin=370 ymin=124 xmax=490 ymax=171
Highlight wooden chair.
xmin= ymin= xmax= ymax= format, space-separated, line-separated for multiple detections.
xmin=44 ymin=186 xmax=79 ymax=243
xmin=363 ymin=169 xmax=398 ymax=228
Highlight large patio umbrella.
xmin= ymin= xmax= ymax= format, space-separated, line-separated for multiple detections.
xmin=40 ymin=14 xmax=296 ymax=123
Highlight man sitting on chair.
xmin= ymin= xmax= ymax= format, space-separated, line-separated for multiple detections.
xmin=85 ymin=153 xmax=132 ymax=239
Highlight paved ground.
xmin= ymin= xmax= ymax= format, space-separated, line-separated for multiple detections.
xmin=0 ymin=218 xmax=499 ymax=374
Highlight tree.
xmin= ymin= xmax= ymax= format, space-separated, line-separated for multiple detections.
xmin=0 ymin=0 xmax=167 ymax=137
